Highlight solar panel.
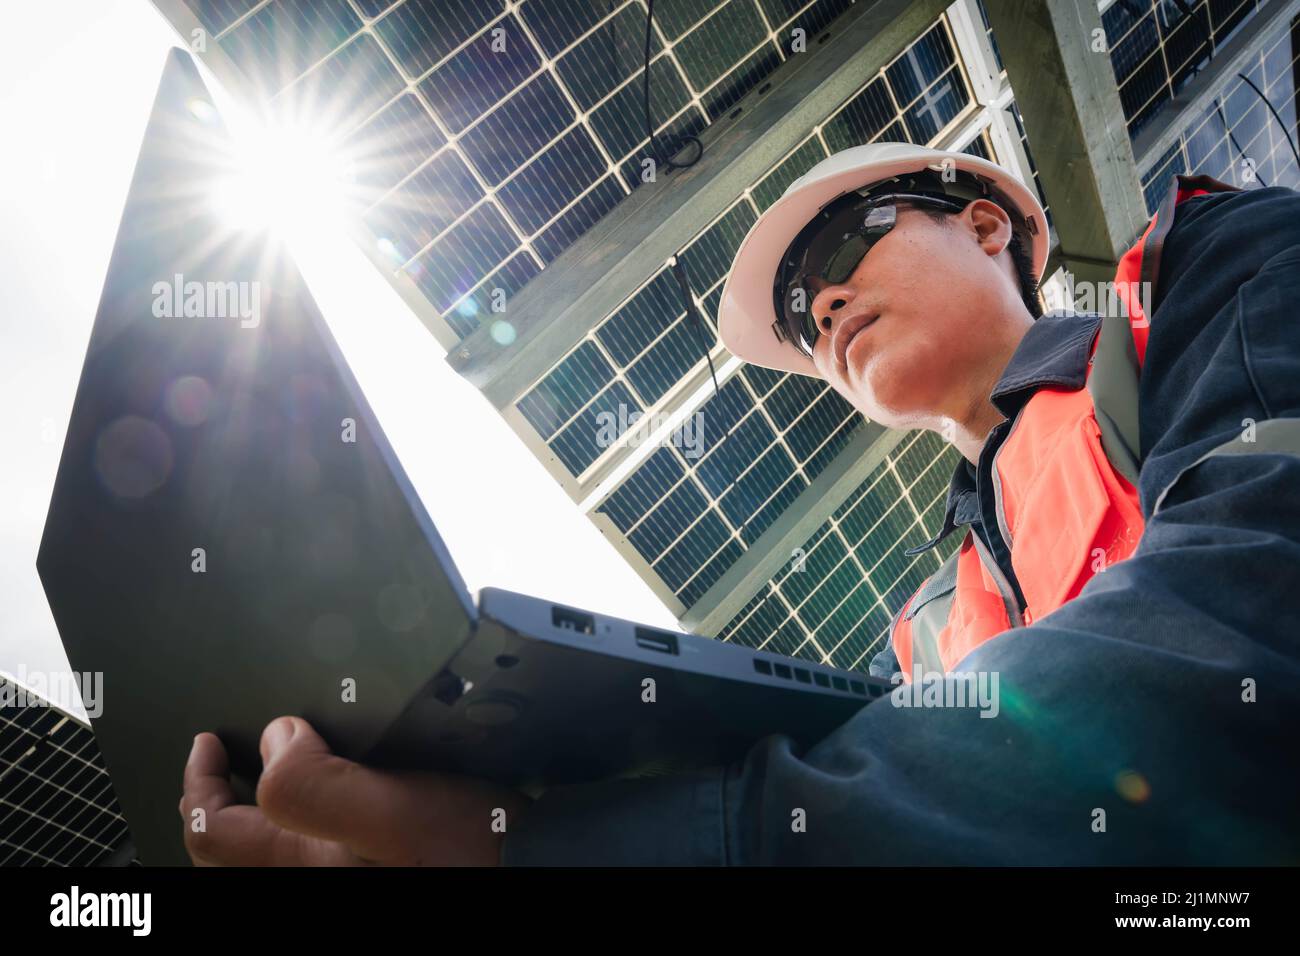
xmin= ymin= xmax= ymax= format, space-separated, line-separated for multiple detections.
xmin=0 ymin=678 xmax=135 ymax=867
xmin=1103 ymin=0 xmax=1268 ymax=140
xmin=716 ymin=429 xmax=963 ymax=671
xmin=516 ymin=15 xmax=980 ymax=627
xmin=1137 ymin=11 xmax=1300 ymax=211
xmin=167 ymin=0 xmax=876 ymax=344
xmin=1005 ymin=101 xmax=1052 ymax=225
xmin=591 ymin=363 xmax=866 ymax=609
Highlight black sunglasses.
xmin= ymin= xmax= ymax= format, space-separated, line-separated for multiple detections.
xmin=771 ymin=191 xmax=968 ymax=358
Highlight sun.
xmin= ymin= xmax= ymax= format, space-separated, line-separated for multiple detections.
xmin=207 ymin=108 xmax=355 ymax=241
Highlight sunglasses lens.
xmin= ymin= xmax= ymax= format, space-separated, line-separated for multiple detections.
xmin=775 ymin=200 xmax=908 ymax=359
xmin=822 ymin=234 xmax=870 ymax=284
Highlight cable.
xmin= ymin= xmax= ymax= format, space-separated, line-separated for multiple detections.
xmin=1160 ymin=0 xmax=1299 ymax=184
xmin=1235 ymin=70 xmax=1300 ymax=175
xmin=670 ymin=256 xmax=720 ymax=398
xmin=668 ymin=254 xmax=758 ymax=538
xmin=642 ymin=0 xmax=703 ymax=172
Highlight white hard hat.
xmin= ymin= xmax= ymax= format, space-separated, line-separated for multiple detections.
xmin=717 ymin=142 xmax=1049 ymax=377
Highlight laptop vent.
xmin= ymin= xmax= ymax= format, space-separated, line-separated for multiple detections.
xmin=753 ymin=657 xmax=870 ymax=696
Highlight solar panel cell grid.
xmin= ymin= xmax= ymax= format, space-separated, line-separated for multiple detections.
xmin=522 ymin=14 xmax=977 ymax=616
xmin=527 ymin=16 xmax=967 ymax=490
xmin=1104 ymin=0 xmax=1266 ymax=140
xmin=592 ymin=56 xmax=700 ymax=161
xmin=442 ymin=253 xmax=542 ymax=339
xmin=719 ymin=444 xmax=801 ymax=527
xmin=623 ymin=318 xmax=714 ymax=405
xmin=0 ymin=681 xmax=134 ymax=867
xmin=765 ymin=0 xmax=857 ymax=55
xmin=497 ymin=127 xmax=611 ymax=233
xmin=674 ymin=1 xmax=771 ymax=92
xmin=550 ymin=380 xmax=644 ymax=474
xmin=418 ymin=13 xmax=541 ymax=134
xmin=401 ymin=201 xmax=520 ymax=313
xmin=374 ymin=0 xmax=505 ymax=78
xmin=714 ymin=429 xmax=962 ymax=673
xmin=189 ymin=0 xmax=943 ymax=343
xmin=363 ymin=149 xmax=483 ymax=258
xmin=190 ymin=0 xmax=264 ymax=34
xmin=1138 ymin=17 xmax=1300 ymax=212
xmin=272 ymin=32 xmax=405 ymax=137
xmin=344 ymin=92 xmax=446 ymax=200
xmin=750 ymin=137 xmax=827 ymax=210
xmin=220 ymin=0 xmax=362 ymax=99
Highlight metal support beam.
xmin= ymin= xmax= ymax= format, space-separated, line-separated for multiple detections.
xmin=448 ymin=0 xmax=952 ymax=408
xmin=1131 ymin=0 xmax=1300 ymax=174
xmin=983 ymin=0 xmax=1148 ymax=285
xmin=680 ymin=421 xmax=905 ymax=636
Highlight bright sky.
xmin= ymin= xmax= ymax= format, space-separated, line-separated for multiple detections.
xmin=0 ymin=0 xmax=679 ymax=719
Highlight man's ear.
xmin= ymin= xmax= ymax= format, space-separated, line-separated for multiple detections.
xmin=965 ymin=198 xmax=1013 ymax=258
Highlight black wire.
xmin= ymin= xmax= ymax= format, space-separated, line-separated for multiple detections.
xmin=1151 ymin=0 xmax=1264 ymax=184
xmin=1160 ymin=0 xmax=1300 ymax=185
xmin=668 ymin=264 xmax=753 ymax=535
xmin=643 ymin=0 xmax=703 ymax=172
xmin=669 ymin=255 xmax=753 ymax=535
xmin=670 ymin=257 xmax=720 ymax=398
xmin=1235 ymin=71 xmax=1300 ymax=175
xmin=1215 ymin=102 xmax=1265 ymax=188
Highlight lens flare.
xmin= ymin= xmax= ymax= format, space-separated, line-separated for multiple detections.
xmin=93 ymin=416 xmax=173 ymax=499
xmin=163 ymin=375 xmax=214 ymax=427
xmin=1114 ymin=769 xmax=1151 ymax=804
xmin=490 ymin=319 xmax=517 ymax=345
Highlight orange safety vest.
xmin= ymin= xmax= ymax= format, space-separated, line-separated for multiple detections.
xmin=890 ymin=175 xmax=1238 ymax=681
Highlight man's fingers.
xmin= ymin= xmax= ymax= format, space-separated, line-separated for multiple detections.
xmin=186 ymin=804 xmax=294 ymax=866
xmin=180 ymin=732 xmax=277 ymax=865
xmin=255 ymin=716 xmax=455 ymax=863
xmin=181 ymin=729 xmax=357 ymax=866
xmin=180 ymin=733 xmax=236 ymax=824
xmin=192 ymin=804 xmax=361 ymax=866
xmin=186 ymin=717 xmax=523 ymax=865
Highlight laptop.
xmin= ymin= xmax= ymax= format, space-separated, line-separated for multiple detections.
xmin=36 ymin=50 xmax=888 ymax=865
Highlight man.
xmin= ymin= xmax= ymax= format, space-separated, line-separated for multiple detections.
xmin=181 ymin=144 xmax=1300 ymax=865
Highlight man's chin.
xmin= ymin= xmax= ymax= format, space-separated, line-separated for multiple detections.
xmin=841 ymin=367 xmax=901 ymax=423
xmin=849 ymin=381 xmax=930 ymax=430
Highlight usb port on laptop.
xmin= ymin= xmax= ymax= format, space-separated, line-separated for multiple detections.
xmin=552 ymin=606 xmax=595 ymax=635
xmin=634 ymin=627 xmax=679 ymax=655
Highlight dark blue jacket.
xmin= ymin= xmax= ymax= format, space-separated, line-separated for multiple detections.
xmin=502 ymin=185 xmax=1300 ymax=865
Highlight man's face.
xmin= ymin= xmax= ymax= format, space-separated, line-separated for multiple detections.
xmin=805 ymin=199 xmax=1024 ymax=430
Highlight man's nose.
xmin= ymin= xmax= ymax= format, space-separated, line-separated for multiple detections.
xmin=810 ymin=282 xmax=857 ymax=338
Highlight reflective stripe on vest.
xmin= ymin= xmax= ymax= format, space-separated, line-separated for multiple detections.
xmin=1153 ymin=417 xmax=1300 ymax=515
xmin=888 ymin=174 xmax=1256 ymax=682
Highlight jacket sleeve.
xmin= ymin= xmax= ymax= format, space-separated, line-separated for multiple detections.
xmin=502 ymin=187 xmax=1300 ymax=866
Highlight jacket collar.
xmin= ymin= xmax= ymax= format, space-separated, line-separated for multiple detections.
xmin=989 ymin=309 xmax=1103 ymax=417
xmin=906 ymin=309 xmax=1103 ymax=556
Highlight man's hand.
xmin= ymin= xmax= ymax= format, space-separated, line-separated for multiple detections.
xmin=180 ymin=716 xmax=532 ymax=866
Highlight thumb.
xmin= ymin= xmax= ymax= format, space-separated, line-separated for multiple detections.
xmin=255 ymin=716 xmax=411 ymax=860
xmin=259 ymin=715 xmax=326 ymax=770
